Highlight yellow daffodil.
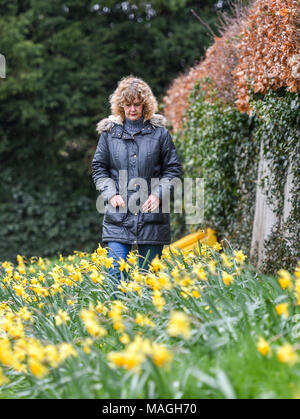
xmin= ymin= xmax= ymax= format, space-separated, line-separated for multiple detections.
xmin=18 ymin=307 xmax=32 ymax=321
xmin=275 ymin=303 xmax=289 ymax=318
xmin=96 ymin=245 xmax=108 ymax=256
xmin=192 ymin=264 xmax=207 ymax=280
xmin=135 ymin=313 xmax=155 ymax=328
xmin=44 ymin=345 xmax=61 ymax=367
xmin=80 ymin=309 xmax=107 ymax=338
xmin=150 ymin=256 xmax=164 ymax=273
xmin=294 ymin=261 xmax=300 ymax=279
xmin=157 ymin=273 xmax=172 ymax=290
xmin=233 ymin=250 xmax=247 ymax=265
xmin=167 ymin=311 xmax=191 ymax=339
xmin=95 ymin=301 xmax=108 ymax=316
xmin=152 ymin=290 xmax=165 ymax=312
xmin=80 ymin=338 xmax=93 ymax=354
xmin=28 ymin=359 xmax=48 ymax=379
xmin=127 ymin=252 xmax=138 ymax=265
xmin=257 ymin=337 xmax=271 ymax=356
xmin=222 ymin=271 xmax=234 ymax=286
xmin=0 ymin=367 xmax=9 ymax=386
xmin=277 ymin=344 xmax=299 ymax=365
xmin=221 ymin=252 xmax=233 ymax=268
xmin=105 ymin=257 xmax=114 ymax=269
xmin=58 ymin=343 xmax=77 ymax=361
xmin=55 ymin=309 xmax=70 ymax=326
xmin=192 ymin=289 xmax=201 ymax=299
xmin=151 ymin=343 xmax=173 ymax=367
xmin=277 ymin=269 xmax=293 ymax=291
xmin=119 ymin=333 xmax=130 ymax=345
xmin=208 ymin=260 xmax=216 ymax=274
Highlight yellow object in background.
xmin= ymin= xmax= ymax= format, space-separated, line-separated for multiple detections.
xmin=165 ymin=228 xmax=217 ymax=255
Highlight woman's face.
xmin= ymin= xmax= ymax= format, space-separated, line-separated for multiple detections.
xmin=123 ymin=98 xmax=143 ymax=120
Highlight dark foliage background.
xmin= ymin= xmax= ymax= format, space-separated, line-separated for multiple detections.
xmin=0 ymin=0 xmax=228 ymax=262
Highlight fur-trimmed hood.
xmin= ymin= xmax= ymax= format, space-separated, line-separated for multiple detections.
xmin=96 ymin=113 xmax=167 ymax=135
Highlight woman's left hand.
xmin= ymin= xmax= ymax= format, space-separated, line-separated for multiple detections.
xmin=142 ymin=194 xmax=160 ymax=212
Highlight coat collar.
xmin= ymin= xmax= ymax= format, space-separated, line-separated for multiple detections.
xmin=96 ymin=113 xmax=167 ymax=138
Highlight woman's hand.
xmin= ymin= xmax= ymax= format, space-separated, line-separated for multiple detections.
xmin=109 ymin=194 xmax=125 ymax=208
xmin=142 ymin=194 xmax=160 ymax=212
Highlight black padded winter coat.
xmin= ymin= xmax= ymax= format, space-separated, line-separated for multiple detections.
xmin=91 ymin=113 xmax=182 ymax=245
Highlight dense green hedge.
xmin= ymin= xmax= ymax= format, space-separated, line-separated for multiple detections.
xmin=0 ymin=164 xmax=102 ymax=263
xmin=171 ymin=79 xmax=299 ymax=272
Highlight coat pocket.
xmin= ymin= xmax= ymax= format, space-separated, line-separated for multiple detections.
xmin=141 ymin=212 xmax=169 ymax=224
xmin=104 ymin=205 xmax=127 ymax=225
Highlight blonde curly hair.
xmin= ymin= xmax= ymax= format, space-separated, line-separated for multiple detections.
xmin=109 ymin=75 xmax=158 ymax=121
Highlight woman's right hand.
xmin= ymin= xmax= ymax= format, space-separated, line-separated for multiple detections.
xmin=109 ymin=194 xmax=125 ymax=208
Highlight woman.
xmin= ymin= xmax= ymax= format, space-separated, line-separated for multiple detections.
xmin=92 ymin=75 xmax=182 ymax=282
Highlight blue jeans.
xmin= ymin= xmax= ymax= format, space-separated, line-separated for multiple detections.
xmin=107 ymin=242 xmax=163 ymax=284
